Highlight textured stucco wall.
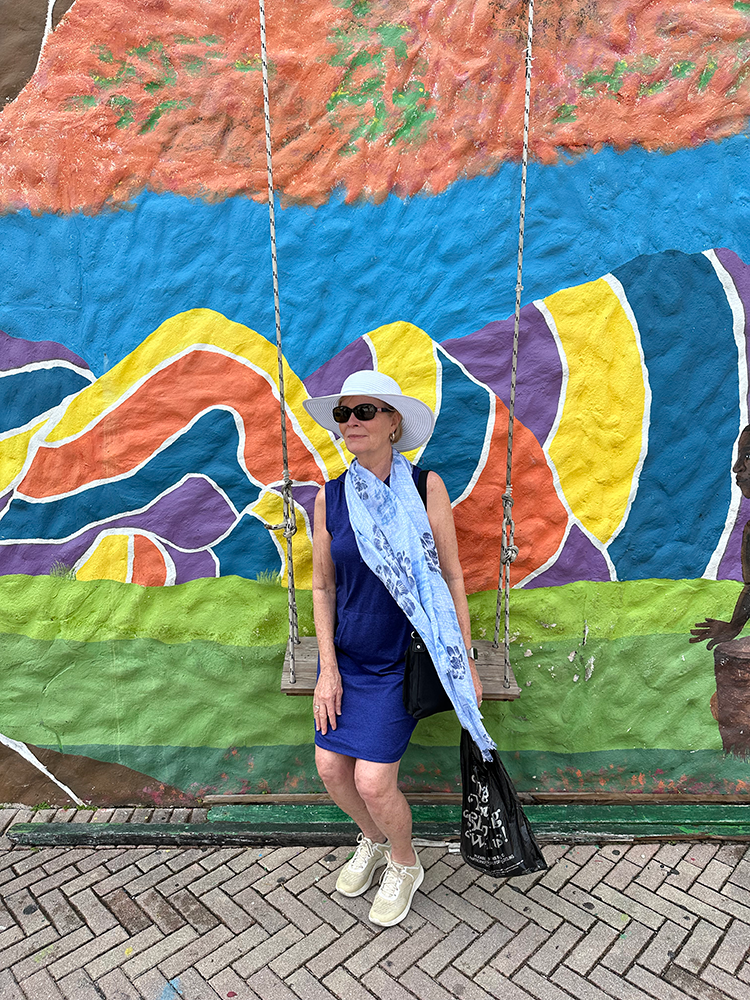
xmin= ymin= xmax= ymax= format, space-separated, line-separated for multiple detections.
xmin=2 ymin=0 xmax=750 ymax=804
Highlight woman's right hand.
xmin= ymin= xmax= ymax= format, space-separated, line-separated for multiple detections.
xmin=314 ymin=668 xmax=343 ymax=735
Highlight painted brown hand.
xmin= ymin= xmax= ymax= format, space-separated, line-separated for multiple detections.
xmin=690 ymin=618 xmax=742 ymax=649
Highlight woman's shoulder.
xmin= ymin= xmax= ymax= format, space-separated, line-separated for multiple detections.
xmin=323 ymin=470 xmax=348 ymax=504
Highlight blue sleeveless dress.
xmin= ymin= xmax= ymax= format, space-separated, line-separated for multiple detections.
xmin=314 ymin=467 xmax=420 ymax=763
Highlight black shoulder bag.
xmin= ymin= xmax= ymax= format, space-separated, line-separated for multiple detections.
xmin=402 ymin=469 xmax=454 ymax=719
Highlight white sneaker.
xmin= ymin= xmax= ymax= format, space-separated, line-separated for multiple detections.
xmin=368 ymin=849 xmax=424 ymax=926
xmin=335 ymin=834 xmax=389 ymax=897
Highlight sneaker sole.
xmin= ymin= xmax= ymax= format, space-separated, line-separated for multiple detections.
xmin=368 ymin=865 xmax=425 ymax=926
xmin=335 ymin=856 xmax=388 ymax=897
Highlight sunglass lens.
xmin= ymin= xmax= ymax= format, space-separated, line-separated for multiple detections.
xmin=332 ymin=404 xmax=379 ymax=422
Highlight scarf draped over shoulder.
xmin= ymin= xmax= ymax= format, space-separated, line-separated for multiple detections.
xmin=345 ymin=449 xmax=496 ymax=760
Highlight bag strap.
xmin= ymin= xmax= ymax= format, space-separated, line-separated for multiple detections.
xmin=416 ymin=468 xmax=429 ymax=509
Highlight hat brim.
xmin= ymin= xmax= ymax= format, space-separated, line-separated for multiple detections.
xmin=302 ymin=392 xmax=435 ymax=452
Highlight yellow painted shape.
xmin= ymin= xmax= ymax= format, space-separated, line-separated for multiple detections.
xmin=365 ymin=322 xmax=438 ymax=463
xmin=546 ymin=278 xmax=645 ymax=543
xmin=251 ymin=492 xmax=314 ymax=589
xmin=76 ymin=534 xmax=130 ymax=583
xmin=0 ymin=421 xmax=45 ymax=493
xmin=43 ymin=309 xmax=346 ymax=480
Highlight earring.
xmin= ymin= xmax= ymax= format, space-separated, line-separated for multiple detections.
xmin=389 ymin=432 xmax=395 ymax=442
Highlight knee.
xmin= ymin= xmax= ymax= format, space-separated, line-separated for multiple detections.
xmin=354 ymin=769 xmax=395 ymax=807
xmin=315 ymin=749 xmax=352 ymax=790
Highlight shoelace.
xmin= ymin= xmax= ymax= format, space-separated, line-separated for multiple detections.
xmin=348 ymin=835 xmax=376 ymax=872
xmin=379 ymin=861 xmax=410 ymax=900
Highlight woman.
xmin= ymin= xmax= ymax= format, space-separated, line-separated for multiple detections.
xmin=303 ymin=370 xmax=484 ymax=927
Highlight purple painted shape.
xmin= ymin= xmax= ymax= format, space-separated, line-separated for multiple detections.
xmin=714 ymin=249 xmax=750 ymax=421
xmin=0 ymin=534 xmax=104 ymax=577
xmin=0 ymin=476 xmax=236 ymax=579
xmin=716 ymin=495 xmax=750 ymax=582
xmin=162 ymin=544 xmax=219 ymax=584
xmin=303 ymin=337 xmax=373 ymax=400
xmin=710 ymin=249 xmax=750 ymax=582
xmin=524 ymin=524 xmax=611 ymax=589
xmin=442 ymin=303 xmax=562 ymax=445
xmin=270 ymin=483 xmax=320 ymax=537
xmin=108 ymin=476 xmax=236 ymax=550
xmin=0 ymin=329 xmax=91 ymax=374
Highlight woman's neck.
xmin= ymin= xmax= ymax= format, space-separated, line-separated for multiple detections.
xmin=355 ymin=447 xmax=393 ymax=482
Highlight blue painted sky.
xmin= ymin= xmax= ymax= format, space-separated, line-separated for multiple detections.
xmin=1 ymin=135 xmax=749 ymax=378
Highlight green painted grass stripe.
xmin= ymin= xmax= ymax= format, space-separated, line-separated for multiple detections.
xmin=0 ymin=574 xmax=741 ymax=647
xmin=7 ymin=623 xmax=718 ymax=753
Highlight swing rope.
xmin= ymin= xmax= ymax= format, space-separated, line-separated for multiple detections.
xmin=259 ymin=0 xmax=300 ymax=682
xmin=260 ymin=0 xmax=535 ymax=690
xmin=494 ymin=0 xmax=535 ymax=687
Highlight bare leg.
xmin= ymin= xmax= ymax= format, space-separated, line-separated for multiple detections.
xmin=315 ymin=746 xmax=385 ymax=843
xmin=354 ymin=759 xmax=415 ymax=865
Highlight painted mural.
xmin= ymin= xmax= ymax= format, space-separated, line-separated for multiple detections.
xmin=3 ymin=0 xmax=750 ymax=805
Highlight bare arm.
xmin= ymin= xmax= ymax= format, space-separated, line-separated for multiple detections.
xmin=691 ymin=522 xmax=750 ymax=649
xmin=425 ymin=471 xmax=482 ymax=705
xmin=312 ymin=487 xmax=342 ymax=733
xmin=690 ymin=585 xmax=750 ymax=649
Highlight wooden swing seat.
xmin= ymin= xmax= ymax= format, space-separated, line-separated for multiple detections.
xmin=281 ymin=636 xmax=521 ymax=700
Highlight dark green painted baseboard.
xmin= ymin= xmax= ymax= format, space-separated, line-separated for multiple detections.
xmin=9 ymin=803 xmax=750 ymax=847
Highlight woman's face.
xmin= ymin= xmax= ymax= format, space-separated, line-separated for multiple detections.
xmin=337 ymin=395 xmax=402 ymax=458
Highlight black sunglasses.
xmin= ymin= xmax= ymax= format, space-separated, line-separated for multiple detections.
xmin=332 ymin=404 xmax=395 ymax=423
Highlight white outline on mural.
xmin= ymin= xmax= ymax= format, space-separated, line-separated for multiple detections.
xmin=600 ymin=273 xmax=652 ymax=547
xmin=0 ymin=472 xmax=241 ymax=550
xmin=701 ymin=248 xmax=749 ymax=580
xmin=0 ymin=359 xmax=94 ymax=382
xmin=74 ymin=528 xmax=179 ymax=585
xmin=14 ymin=404 xmax=268 ymax=504
xmin=436 ymin=344 xmax=495 ymax=509
xmin=33 ymin=343 xmax=331 ymax=480
xmin=0 ymin=731 xmax=84 ymax=806
xmin=522 ymin=299 xmax=616 ymax=586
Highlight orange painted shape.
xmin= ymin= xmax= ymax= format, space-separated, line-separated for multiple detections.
xmin=131 ymin=534 xmax=167 ymax=587
xmin=19 ymin=351 xmax=323 ymax=499
xmin=454 ymin=401 xmax=568 ymax=594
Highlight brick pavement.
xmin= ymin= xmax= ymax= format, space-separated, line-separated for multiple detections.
xmin=0 ymin=807 xmax=749 ymax=999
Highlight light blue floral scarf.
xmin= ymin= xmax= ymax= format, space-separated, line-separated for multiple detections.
xmin=345 ymin=448 xmax=496 ymax=760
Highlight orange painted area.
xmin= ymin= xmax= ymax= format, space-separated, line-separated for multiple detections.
xmin=454 ymin=402 xmax=567 ymax=593
xmin=131 ymin=534 xmax=167 ymax=587
xmin=18 ymin=351 xmax=323 ymax=499
xmin=1 ymin=0 xmax=749 ymax=212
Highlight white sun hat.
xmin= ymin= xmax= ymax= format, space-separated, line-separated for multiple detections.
xmin=302 ymin=370 xmax=436 ymax=452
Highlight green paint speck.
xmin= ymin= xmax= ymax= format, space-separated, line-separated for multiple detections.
xmin=139 ymin=99 xmax=190 ymax=133
xmin=108 ymin=94 xmax=135 ymax=128
xmin=698 ymin=58 xmax=719 ymax=90
xmin=671 ymin=61 xmax=695 ymax=78
xmin=68 ymin=94 xmax=98 ymax=109
xmin=553 ymin=103 xmax=577 ymax=123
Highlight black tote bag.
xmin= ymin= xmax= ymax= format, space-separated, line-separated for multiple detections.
xmin=460 ymin=729 xmax=547 ymax=878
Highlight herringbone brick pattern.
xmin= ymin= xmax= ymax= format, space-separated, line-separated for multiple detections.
xmin=0 ymin=808 xmax=749 ymax=999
